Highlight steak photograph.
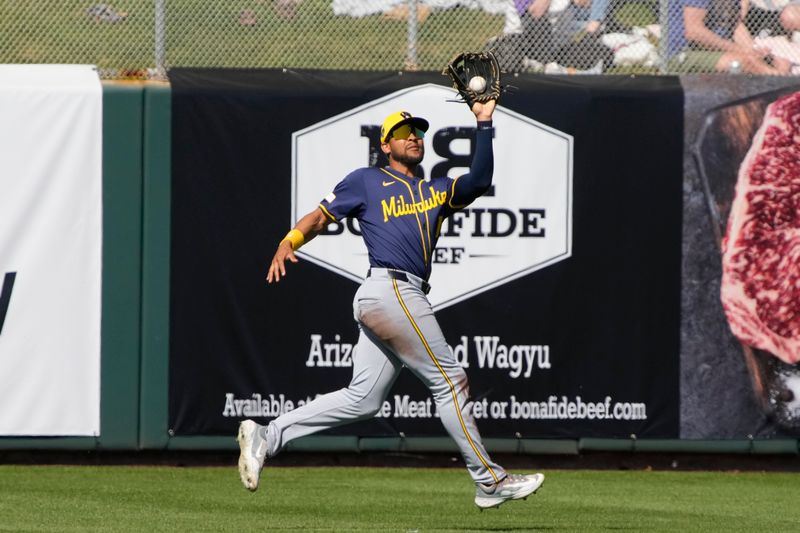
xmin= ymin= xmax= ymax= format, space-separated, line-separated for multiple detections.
xmin=721 ymin=91 xmax=800 ymax=365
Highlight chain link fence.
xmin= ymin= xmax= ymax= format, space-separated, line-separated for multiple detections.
xmin=1 ymin=0 xmax=799 ymax=78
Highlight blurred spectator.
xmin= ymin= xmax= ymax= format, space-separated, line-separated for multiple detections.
xmin=525 ymin=0 xmax=610 ymax=47
xmin=570 ymin=0 xmax=611 ymax=33
xmin=494 ymin=0 xmax=611 ymax=69
xmin=745 ymin=0 xmax=800 ymax=71
xmin=516 ymin=0 xmax=557 ymax=64
xmin=745 ymin=0 xmax=800 ymax=36
xmin=666 ymin=0 xmax=790 ymax=73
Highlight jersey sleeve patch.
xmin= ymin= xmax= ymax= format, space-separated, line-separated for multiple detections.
xmin=318 ymin=169 xmax=366 ymax=221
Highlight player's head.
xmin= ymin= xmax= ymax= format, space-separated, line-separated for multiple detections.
xmin=380 ymin=111 xmax=429 ymax=144
xmin=380 ymin=111 xmax=429 ymax=167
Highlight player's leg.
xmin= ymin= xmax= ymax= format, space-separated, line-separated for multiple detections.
xmin=237 ymin=328 xmax=401 ymax=491
xmin=361 ymin=276 xmax=544 ymax=507
xmin=266 ymin=328 xmax=401 ymax=453
xmin=357 ymin=275 xmax=503 ymax=483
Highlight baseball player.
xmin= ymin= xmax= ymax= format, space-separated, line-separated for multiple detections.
xmin=237 ymin=99 xmax=544 ymax=509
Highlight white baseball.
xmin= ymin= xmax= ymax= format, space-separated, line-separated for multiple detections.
xmin=468 ymin=76 xmax=486 ymax=93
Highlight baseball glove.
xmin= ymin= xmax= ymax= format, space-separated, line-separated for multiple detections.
xmin=442 ymin=51 xmax=501 ymax=108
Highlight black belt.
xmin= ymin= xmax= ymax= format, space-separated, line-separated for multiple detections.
xmin=367 ymin=268 xmax=431 ymax=295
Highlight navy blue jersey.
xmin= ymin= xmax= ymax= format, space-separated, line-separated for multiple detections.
xmin=319 ymin=121 xmax=494 ymax=280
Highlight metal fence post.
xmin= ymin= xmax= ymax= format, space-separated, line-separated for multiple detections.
xmin=406 ymin=0 xmax=419 ymax=70
xmin=659 ymin=0 xmax=669 ymax=74
xmin=155 ymin=0 xmax=167 ymax=79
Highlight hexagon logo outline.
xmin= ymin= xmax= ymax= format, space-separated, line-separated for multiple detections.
xmin=291 ymin=83 xmax=572 ymax=310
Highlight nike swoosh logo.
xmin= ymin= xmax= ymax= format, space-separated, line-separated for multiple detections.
xmin=382 ymin=180 xmax=396 ymax=186
xmin=253 ymin=438 xmax=267 ymax=460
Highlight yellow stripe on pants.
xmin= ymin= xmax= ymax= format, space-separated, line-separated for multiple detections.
xmin=391 ymin=279 xmax=499 ymax=483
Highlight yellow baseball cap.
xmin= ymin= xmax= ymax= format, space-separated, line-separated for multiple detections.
xmin=380 ymin=111 xmax=429 ymax=143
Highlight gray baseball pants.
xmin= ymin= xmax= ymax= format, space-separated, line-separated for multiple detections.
xmin=264 ymin=267 xmax=506 ymax=485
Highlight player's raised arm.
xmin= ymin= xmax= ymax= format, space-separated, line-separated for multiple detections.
xmin=266 ymin=207 xmax=329 ymax=283
xmin=449 ymin=100 xmax=496 ymax=207
xmin=471 ymin=99 xmax=496 ymax=122
xmin=442 ymin=52 xmax=500 ymax=208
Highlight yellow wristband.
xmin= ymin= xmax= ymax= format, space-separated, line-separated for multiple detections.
xmin=282 ymin=229 xmax=305 ymax=250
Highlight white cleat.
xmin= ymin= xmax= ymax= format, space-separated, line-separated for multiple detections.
xmin=237 ymin=420 xmax=268 ymax=492
xmin=474 ymin=473 xmax=545 ymax=509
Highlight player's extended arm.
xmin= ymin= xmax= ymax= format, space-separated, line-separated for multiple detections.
xmin=450 ymin=100 xmax=496 ymax=207
xmin=266 ymin=207 xmax=329 ymax=283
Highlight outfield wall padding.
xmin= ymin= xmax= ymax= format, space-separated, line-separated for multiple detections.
xmin=0 ymin=82 xmax=166 ymax=451
xmin=2 ymin=74 xmax=800 ymax=456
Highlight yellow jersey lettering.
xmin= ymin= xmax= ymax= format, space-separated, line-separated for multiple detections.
xmin=381 ymin=190 xmax=448 ymax=223
xmin=381 ymin=196 xmax=397 ymax=222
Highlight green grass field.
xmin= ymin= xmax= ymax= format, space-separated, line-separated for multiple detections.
xmin=1 ymin=465 xmax=798 ymax=532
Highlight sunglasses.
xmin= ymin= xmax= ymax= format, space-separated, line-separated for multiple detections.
xmin=391 ymin=124 xmax=426 ymax=140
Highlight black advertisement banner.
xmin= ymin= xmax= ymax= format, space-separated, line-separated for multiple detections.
xmin=169 ymin=69 xmax=683 ymax=438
